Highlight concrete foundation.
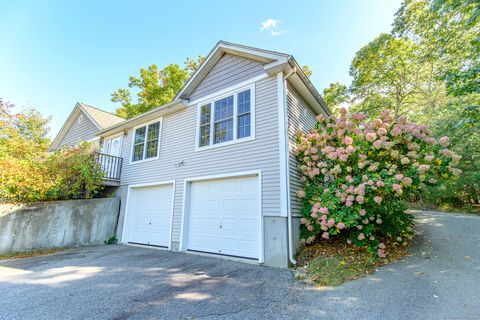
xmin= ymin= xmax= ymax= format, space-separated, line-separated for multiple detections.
xmin=0 ymin=198 xmax=120 ymax=254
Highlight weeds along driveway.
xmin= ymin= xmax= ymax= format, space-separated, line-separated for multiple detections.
xmin=0 ymin=211 xmax=479 ymax=320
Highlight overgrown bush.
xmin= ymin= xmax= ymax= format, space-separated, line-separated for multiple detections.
xmin=295 ymin=108 xmax=461 ymax=257
xmin=0 ymin=143 xmax=104 ymax=203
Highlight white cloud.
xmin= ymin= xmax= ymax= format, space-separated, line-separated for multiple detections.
xmin=271 ymin=30 xmax=288 ymax=37
xmin=260 ymin=18 xmax=288 ymax=36
xmin=260 ymin=18 xmax=281 ymax=31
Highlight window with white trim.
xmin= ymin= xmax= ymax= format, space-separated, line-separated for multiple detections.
xmin=198 ymin=88 xmax=253 ymax=148
xmin=132 ymin=121 xmax=161 ymax=162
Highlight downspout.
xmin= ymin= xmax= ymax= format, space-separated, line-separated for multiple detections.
xmin=283 ymin=67 xmax=297 ymax=265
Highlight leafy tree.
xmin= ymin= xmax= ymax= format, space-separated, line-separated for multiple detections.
xmin=0 ymin=99 xmax=51 ymax=159
xmin=322 ymin=82 xmax=350 ymax=111
xmin=112 ymin=56 xmax=205 ymax=119
xmin=393 ymin=0 xmax=480 ymax=96
xmin=302 ymin=65 xmax=312 ymax=78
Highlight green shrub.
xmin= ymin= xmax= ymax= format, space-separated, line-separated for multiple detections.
xmin=295 ymin=109 xmax=461 ymax=257
xmin=0 ymin=142 xmax=104 ymax=203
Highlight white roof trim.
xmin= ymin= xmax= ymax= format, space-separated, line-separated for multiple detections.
xmin=174 ymin=41 xmax=290 ymax=100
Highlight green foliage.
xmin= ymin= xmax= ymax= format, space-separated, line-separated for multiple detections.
xmin=393 ymin=0 xmax=480 ymax=96
xmin=295 ymin=109 xmax=461 ymax=256
xmin=46 ymin=143 xmax=104 ymax=201
xmin=104 ymin=236 xmax=117 ymax=245
xmin=302 ymin=65 xmax=313 ymax=78
xmin=320 ymin=0 xmax=479 ymax=209
xmin=112 ymin=56 xmax=205 ymax=119
xmin=0 ymin=142 xmax=104 ymax=203
xmin=321 ymin=82 xmax=350 ymax=113
xmin=0 ymin=99 xmax=51 ymax=160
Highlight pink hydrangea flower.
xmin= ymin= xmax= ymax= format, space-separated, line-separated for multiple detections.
xmin=376 ymin=180 xmax=384 ymax=187
xmin=366 ymin=132 xmax=377 ymax=142
xmin=321 ymin=231 xmax=329 ymax=239
xmin=337 ymin=222 xmax=345 ymax=230
xmin=439 ymin=136 xmax=450 ymax=147
xmin=356 ymin=225 xmax=363 ymax=230
xmin=360 ymin=209 xmax=366 ymax=216
xmin=345 ymin=201 xmax=353 ymax=207
xmin=374 ymin=196 xmax=383 ymax=204
xmin=356 ymin=195 xmax=365 ymax=204
xmin=296 ymin=190 xmax=305 ymax=198
xmin=358 ymin=233 xmax=365 ymax=241
xmin=395 ymin=174 xmax=404 ymax=181
xmin=319 ymin=207 xmax=329 ymax=215
xmin=377 ymin=249 xmax=386 ymax=258
xmin=343 ymin=136 xmax=353 ymax=145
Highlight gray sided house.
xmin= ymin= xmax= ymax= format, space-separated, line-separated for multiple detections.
xmin=50 ymin=41 xmax=331 ymax=267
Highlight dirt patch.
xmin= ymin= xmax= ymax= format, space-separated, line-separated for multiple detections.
xmin=294 ymin=236 xmax=410 ymax=286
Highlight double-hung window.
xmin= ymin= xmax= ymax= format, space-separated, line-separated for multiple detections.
xmin=198 ymin=87 xmax=254 ymax=148
xmin=132 ymin=120 xmax=161 ymax=162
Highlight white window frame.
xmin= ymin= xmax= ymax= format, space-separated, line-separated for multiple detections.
xmin=195 ymin=84 xmax=255 ymax=151
xmin=129 ymin=117 xmax=163 ymax=164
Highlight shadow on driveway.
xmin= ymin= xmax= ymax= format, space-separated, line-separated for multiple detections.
xmin=1 ymin=211 xmax=479 ymax=319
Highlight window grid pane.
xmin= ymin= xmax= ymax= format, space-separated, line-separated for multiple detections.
xmin=199 ymin=104 xmax=211 ymax=147
xmin=145 ymin=122 xmax=160 ymax=159
xmin=238 ymin=114 xmax=251 ymax=139
xmin=237 ymin=90 xmax=251 ymax=139
xmin=214 ymin=96 xmax=234 ymax=144
xmin=214 ymin=119 xmax=233 ymax=144
xmin=133 ymin=127 xmax=146 ymax=161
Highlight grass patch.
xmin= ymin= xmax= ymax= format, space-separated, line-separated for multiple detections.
xmin=294 ymin=236 xmax=409 ymax=287
xmin=0 ymin=247 xmax=66 ymax=260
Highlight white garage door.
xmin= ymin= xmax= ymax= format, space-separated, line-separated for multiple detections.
xmin=187 ymin=175 xmax=259 ymax=259
xmin=126 ymin=184 xmax=173 ymax=247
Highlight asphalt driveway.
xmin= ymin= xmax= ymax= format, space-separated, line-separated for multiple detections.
xmin=1 ymin=211 xmax=479 ymax=320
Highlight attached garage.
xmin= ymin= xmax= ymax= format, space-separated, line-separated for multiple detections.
xmin=183 ymin=173 xmax=261 ymax=260
xmin=123 ymin=182 xmax=174 ymax=248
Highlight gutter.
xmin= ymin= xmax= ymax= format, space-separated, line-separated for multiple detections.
xmin=282 ymin=68 xmax=297 ymax=265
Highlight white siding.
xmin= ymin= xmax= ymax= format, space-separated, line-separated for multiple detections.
xmin=286 ymin=84 xmax=317 ymax=217
xmin=189 ymin=54 xmax=265 ymax=101
xmin=58 ymin=111 xmax=99 ymax=148
xmin=119 ymin=76 xmax=280 ymax=242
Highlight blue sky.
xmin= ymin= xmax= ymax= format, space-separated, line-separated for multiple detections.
xmin=0 ymin=0 xmax=402 ymax=137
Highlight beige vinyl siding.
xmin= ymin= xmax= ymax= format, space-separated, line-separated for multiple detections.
xmin=189 ymin=54 xmax=265 ymax=101
xmin=58 ymin=111 xmax=99 ymax=149
xmin=286 ymin=83 xmax=318 ymax=217
xmin=119 ymin=76 xmax=280 ymax=242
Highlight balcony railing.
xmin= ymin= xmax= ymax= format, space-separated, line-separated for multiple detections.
xmin=94 ymin=152 xmax=123 ymax=185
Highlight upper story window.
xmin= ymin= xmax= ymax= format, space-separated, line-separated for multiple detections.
xmin=197 ymin=86 xmax=254 ymax=149
xmin=131 ymin=120 xmax=161 ymax=162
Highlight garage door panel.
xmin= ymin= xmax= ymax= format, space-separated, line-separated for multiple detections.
xmin=127 ymin=184 xmax=173 ymax=247
xmin=187 ymin=175 xmax=259 ymax=259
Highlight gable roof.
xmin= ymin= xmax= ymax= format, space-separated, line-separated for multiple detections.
xmin=79 ymin=103 xmax=125 ymax=129
xmin=49 ymin=103 xmax=125 ymax=151
xmin=93 ymin=41 xmax=332 ymax=138
xmin=175 ymin=41 xmax=331 ymax=116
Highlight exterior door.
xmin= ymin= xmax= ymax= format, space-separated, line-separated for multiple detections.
xmin=187 ymin=175 xmax=259 ymax=259
xmin=102 ymin=135 xmax=122 ymax=178
xmin=126 ymin=184 xmax=173 ymax=247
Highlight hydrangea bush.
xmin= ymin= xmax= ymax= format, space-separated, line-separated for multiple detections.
xmin=295 ymin=108 xmax=461 ymax=257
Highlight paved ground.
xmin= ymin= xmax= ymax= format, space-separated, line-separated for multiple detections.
xmin=1 ymin=211 xmax=479 ymax=320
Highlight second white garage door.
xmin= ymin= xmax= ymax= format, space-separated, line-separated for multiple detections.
xmin=126 ymin=184 xmax=173 ymax=247
xmin=187 ymin=175 xmax=259 ymax=259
